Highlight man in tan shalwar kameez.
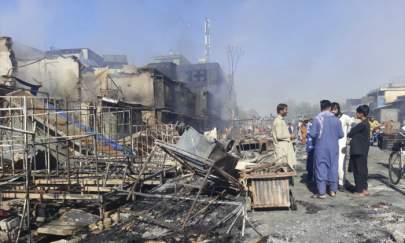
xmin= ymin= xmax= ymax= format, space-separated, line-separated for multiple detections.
xmin=272 ymin=104 xmax=297 ymax=167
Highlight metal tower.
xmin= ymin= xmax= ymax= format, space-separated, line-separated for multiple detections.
xmin=203 ymin=18 xmax=211 ymax=63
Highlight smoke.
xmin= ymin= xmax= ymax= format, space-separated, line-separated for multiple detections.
xmin=214 ymin=1 xmax=405 ymax=115
xmin=16 ymin=56 xmax=80 ymax=98
xmin=3 ymin=1 xmax=405 ymax=116
xmin=0 ymin=0 xmax=55 ymax=50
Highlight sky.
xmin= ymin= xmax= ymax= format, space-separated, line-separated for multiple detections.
xmin=1 ymin=0 xmax=405 ymax=115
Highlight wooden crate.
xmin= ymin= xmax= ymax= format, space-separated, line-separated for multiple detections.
xmin=242 ymin=163 xmax=296 ymax=209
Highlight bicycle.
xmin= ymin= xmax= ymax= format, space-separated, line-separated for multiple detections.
xmin=388 ymin=130 xmax=405 ymax=185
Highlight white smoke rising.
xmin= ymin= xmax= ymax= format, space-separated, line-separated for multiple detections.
xmin=2 ymin=1 xmax=405 ymax=116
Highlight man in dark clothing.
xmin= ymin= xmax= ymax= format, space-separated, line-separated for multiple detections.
xmin=348 ymin=105 xmax=371 ymax=196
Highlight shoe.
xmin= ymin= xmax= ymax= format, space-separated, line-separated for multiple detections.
xmin=311 ymin=194 xmax=327 ymax=199
xmin=338 ymin=185 xmax=345 ymax=192
xmin=329 ymin=192 xmax=336 ymax=197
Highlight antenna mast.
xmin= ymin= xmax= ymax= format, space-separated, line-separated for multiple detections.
xmin=203 ymin=18 xmax=211 ymax=63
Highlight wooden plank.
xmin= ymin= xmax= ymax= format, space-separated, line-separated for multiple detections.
xmin=1 ymin=192 xmax=100 ymax=200
xmin=242 ymin=171 xmax=296 ymax=179
xmin=37 ymin=225 xmax=76 ymax=236
xmin=33 ymin=178 xmax=128 ymax=185
xmin=33 ymin=178 xmax=160 ymax=186
xmin=15 ymin=186 xmax=113 ymax=192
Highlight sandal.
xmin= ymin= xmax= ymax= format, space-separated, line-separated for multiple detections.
xmin=357 ymin=190 xmax=370 ymax=197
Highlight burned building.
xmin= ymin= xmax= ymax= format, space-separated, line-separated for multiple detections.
xmin=0 ymin=37 xmax=17 ymax=87
xmin=177 ymin=62 xmax=236 ymax=125
xmin=152 ymin=54 xmax=191 ymax=66
xmin=107 ymin=66 xmax=204 ymax=129
xmin=17 ymin=56 xmax=82 ymax=98
xmin=2 ymin=38 xmax=237 ymax=133
xmin=102 ymin=54 xmax=128 ymax=68
xmin=46 ymin=48 xmax=105 ymax=67
xmin=150 ymin=55 xmax=237 ymax=130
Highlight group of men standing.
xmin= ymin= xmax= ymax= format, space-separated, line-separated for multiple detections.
xmin=272 ymin=100 xmax=371 ymax=199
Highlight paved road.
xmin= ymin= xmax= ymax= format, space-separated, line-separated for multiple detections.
xmin=245 ymin=146 xmax=405 ymax=243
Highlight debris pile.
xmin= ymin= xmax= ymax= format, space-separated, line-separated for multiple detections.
xmin=0 ymin=108 xmax=295 ymax=242
xmin=0 ymin=37 xmax=284 ymax=241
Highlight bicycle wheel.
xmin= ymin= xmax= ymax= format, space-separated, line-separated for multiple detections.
xmin=389 ymin=151 xmax=403 ymax=185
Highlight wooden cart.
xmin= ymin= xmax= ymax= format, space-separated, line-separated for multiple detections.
xmin=241 ymin=163 xmax=297 ymax=210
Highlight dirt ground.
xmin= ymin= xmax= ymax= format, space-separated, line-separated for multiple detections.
xmin=244 ymin=146 xmax=405 ymax=243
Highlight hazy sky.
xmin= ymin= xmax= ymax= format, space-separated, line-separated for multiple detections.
xmin=1 ymin=0 xmax=405 ymax=114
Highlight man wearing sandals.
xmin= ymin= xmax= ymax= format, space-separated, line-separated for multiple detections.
xmin=310 ymin=100 xmax=344 ymax=199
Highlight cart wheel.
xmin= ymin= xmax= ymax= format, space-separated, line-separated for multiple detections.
xmin=289 ymin=190 xmax=297 ymax=211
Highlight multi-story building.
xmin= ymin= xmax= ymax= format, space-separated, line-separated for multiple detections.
xmin=364 ymin=83 xmax=405 ymax=127
xmin=364 ymin=83 xmax=405 ymax=110
xmin=150 ymin=55 xmax=237 ymax=130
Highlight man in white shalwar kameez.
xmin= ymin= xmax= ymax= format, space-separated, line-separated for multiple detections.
xmin=331 ymin=102 xmax=355 ymax=191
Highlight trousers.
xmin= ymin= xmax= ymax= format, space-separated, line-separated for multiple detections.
xmin=306 ymin=150 xmax=315 ymax=182
xmin=350 ymin=154 xmax=368 ymax=192
xmin=338 ymin=139 xmax=347 ymax=186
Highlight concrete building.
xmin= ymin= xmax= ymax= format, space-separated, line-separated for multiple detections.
xmin=107 ymin=66 xmax=203 ymax=129
xmin=365 ymin=83 xmax=405 ymax=110
xmin=0 ymin=37 xmax=17 ymax=86
xmin=149 ymin=55 xmax=237 ymax=129
xmin=102 ymin=54 xmax=128 ymax=68
xmin=363 ymin=83 xmax=405 ymax=128
xmin=2 ymin=37 xmax=236 ymax=131
xmin=17 ymin=56 xmax=81 ymax=99
xmin=375 ymin=95 xmax=405 ymax=127
xmin=151 ymin=54 xmax=191 ymax=66
xmin=147 ymin=62 xmax=177 ymax=81
xmin=46 ymin=48 xmax=105 ymax=67
xmin=177 ymin=62 xmax=237 ymax=128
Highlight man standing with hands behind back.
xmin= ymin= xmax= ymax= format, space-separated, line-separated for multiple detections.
xmin=272 ymin=104 xmax=297 ymax=167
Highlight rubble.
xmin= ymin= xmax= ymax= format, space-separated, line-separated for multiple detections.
xmin=6 ymin=33 xmax=405 ymax=243
xmin=0 ymin=4 xmax=404 ymax=242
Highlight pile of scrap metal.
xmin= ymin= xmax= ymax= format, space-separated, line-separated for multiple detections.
xmin=121 ymin=123 xmax=179 ymax=158
xmin=22 ymin=125 xmax=295 ymax=242
xmin=87 ymin=126 xmax=298 ymax=241
xmin=155 ymin=126 xmax=241 ymax=191
xmin=81 ymin=126 xmax=265 ymax=242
